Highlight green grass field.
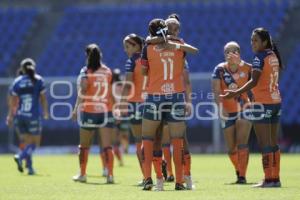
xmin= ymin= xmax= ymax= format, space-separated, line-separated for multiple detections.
xmin=0 ymin=154 xmax=299 ymax=200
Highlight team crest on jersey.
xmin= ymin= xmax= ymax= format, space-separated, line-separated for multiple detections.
xmin=161 ymin=83 xmax=174 ymax=93
xmin=228 ymin=83 xmax=238 ymax=89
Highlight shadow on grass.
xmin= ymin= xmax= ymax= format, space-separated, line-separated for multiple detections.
xmin=224 ymin=182 xmax=257 ymax=185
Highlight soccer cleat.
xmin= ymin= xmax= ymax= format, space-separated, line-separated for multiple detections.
xmin=106 ymin=175 xmax=114 ymax=184
xmin=102 ymin=168 xmax=108 ymax=177
xmin=236 ymin=176 xmax=247 ymax=184
xmin=154 ymin=178 xmax=164 ymax=191
xmin=184 ymin=175 xmax=195 ymax=190
xmin=142 ymin=178 xmax=153 ymax=191
xmin=175 ymin=183 xmax=186 ymax=190
xmin=166 ymin=175 xmax=174 ymax=182
xmin=272 ymin=180 xmax=282 ymax=188
xmin=162 ymin=160 xmax=168 ymax=181
xmin=252 ymin=180 xmax=274 ymax=188
xmin=14 ymin=155 xmax=23 ymax=173
xmin=72 ymin=174 xmax=87 ymax=183
xmin=28 ymin=168 xmax=36 ymax=175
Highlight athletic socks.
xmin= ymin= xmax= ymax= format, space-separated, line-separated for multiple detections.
xmin=142 ymin=139 xmax=154 ymax=179
xmin=183 ymin=151 xmax=191 ymax=176
xmin=237 ymin=144 xmax=249 ymax=178
xmin=262 ymin=146 xmax=274 ymax=181
xmin=272 ymin=145 xmax=281 ymax=182
xmin=162 ymin=144 xmax=173 ymax=176
xmin=103 ymin=146 xmax=114 ymax=176
xmin=171 ymin=138 xmax=184 ymax=184
xmin=79 ymin=146 xmax=89 ymax=176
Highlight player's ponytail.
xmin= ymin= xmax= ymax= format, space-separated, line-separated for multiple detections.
xmin=86 ymin=43 xmax=102 ymax=72
xmin=272 ymin=42 xmax=283 ymax=70
xmin=20 ymin=58 xmax=37 ymax=83
xmin=168 ymin=13 xmax=180 ymax=22
xmin=253 ymin=27 xmax=283 ymax=70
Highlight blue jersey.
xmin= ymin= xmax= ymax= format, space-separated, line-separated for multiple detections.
xmin=10 ymin=74 xmax=46 ymax=119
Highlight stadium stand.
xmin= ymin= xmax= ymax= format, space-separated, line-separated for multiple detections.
xmin=0 ymin=8 xmax=38 ymax=75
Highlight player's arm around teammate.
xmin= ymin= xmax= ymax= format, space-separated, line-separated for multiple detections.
xmin=221 ymin=28 xmax=283 ymax=188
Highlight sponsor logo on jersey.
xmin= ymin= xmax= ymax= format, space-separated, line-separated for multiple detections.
xmin=253 ymin=56 xmax=261 ymax=66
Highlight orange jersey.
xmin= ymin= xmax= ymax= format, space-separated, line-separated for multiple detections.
xmin=141 ymin=41 xmax=185 ymax=94
xmin=251 ymin=50 xmax=281 ymax=104
xmin=212 ymin=61 xmax=252 ymax=113
xmin=125 ymin=53 xmax=146 ymax=102
xmin=79 ymin=65 xmax=113 ymax=113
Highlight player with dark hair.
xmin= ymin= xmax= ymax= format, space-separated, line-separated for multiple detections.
xmin=7 ymin=58 xmax=49 ymax=175
xmin=145 ymin=14 xmax=196 ymax=189
xmin=222 ymin=28 xmax=282 ymax=188
xmin=141 ymin=18 xmax=196 ymax=191
xmin=120 ymin=33 xmax=147 ymax=185
xmin=212 ymin=41 xmax=252 ymax=184
xmin=72 ymin=44 xmax=115 ymax=184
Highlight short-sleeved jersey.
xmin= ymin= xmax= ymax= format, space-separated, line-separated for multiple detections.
xmin=78 ymin=65 xmax=113 ymax=113
xmin=251 ymin=50 xmax=281 ymax=104
xmin=125 ymin=52 xmax=146 ymax=102
xmin=212 ymin=61 xmax=251 ymax=113
xmin=141 ymin=41 xmax=185 ymax=94
xmin=10 ymin=74 xmax=46 ymax=118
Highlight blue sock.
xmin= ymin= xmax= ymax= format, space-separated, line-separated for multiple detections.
xmin=19 ymin=144 xmax=36 ymax=161
xmin=26 ymin=156 xmax=33 ymax=170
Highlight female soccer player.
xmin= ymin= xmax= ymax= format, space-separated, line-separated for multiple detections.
xmin=72 ymin=44 xmax=115 ymax=184
xmin=212 ymin=41 xmax=252 ymax=184
xmin=221 ymin=28 xmax=282 ymax=188
xmin=141 ymin=18 xmax=196 ymax=191
xmin=120 ymin=33 xmax=146 ymax=185
xmin=7 ymin=58 xmax=49 ymax=175
xmin=146 ymin=14 xmax=195 ymax=189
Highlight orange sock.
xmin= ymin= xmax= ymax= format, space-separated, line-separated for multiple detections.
xmin=229 ymin=151 xmax=239 ymax=173
xmin=184 ymin=152 xmax=191 ymax=176
xmin=162 ymin=144 xmax=173 ymax=176
xmin=172 ymin=138 xmax=184 ymax=184
xmin=136 ymin=142 xmax=145 ymax=179
xmin=272 ymin=145 xmax=280 ymax=181
xmin=100 ymin=151 xmax=106 ymax=170
xmin=153 ymin=150 xmax=163 ymax=179
xmin=262 ymin=147 xmax=273 ymax=181
xmin=142 ymin=139 xmax=153 ymax=179
xmin=79 ymin=146 xmax=89 ymax=176
xmin=113 ymin=145 xmax=122 ymax=162
xmin=104 ymin=147 xmax=114 ymax=176
xmin=237 ymin=144 xmax=249 ymax=178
